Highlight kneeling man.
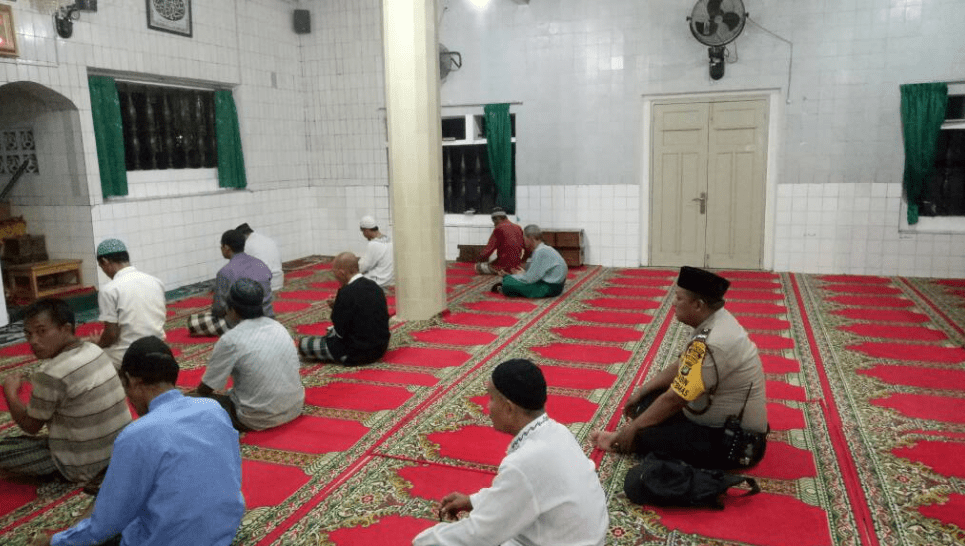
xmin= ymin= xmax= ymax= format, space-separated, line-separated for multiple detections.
xmin=494 ymin=225 xmax=568 ymax=298
xmin=413 ymin=359 xmax=609 ymax=546
xmin=192 ymin=279 xmax=304 ymax=431
xmin=298 ymin=252 xmax=390 ymax=366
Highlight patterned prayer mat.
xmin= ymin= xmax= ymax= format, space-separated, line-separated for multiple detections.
xmin=1 ymin=266 xmax=964 ymax=546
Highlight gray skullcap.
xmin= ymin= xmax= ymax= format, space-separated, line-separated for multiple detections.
xmin=360 ymin=216 xmax=378 ymax=229
xmin=490 ymin=207 xmax=508 ymax=218
xmin=491 ymin=359 xmax=547 ymax=411
xmin=226 ymin=278 xmax=264 ymax=312
xmin=96 ymin=238 xmax=127 ymax=256
xmin=677 ymin=266 xmax=730 ymax=302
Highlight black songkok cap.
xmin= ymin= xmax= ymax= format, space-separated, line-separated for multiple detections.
xmin=491 ymin=359 xmax=547 ymax=411
xmin=677 ymin=266 xmax=730 ymax=303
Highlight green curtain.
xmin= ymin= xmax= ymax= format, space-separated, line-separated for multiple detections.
xmin=87 ymin=76 xmax=128 ymax=198
xmin=900 ymin=82 xmax=947 ymax=224
xmin=214 ymin=90 xmax=247 ymax=189
xmin=484 ymin=103 xmax=513 ymax=212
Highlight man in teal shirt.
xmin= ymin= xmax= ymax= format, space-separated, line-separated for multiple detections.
xmin=493 ymin=225 xmax=568 ymax=298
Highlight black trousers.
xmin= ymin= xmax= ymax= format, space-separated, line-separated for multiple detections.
xmin=630 ymin=391 xmax=766 ymax=470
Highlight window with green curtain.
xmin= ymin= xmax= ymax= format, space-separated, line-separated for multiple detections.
xmin=214 ymin=90 xmax=247 ymax=189
xmin=484 ymin=103 xmax=513 ymax=212
xmin=900 ymin=82 xmax=948 ymax=225
xmin=88 ymin=75 xmax=128 ymax=198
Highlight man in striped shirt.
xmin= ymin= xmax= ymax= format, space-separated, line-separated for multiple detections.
xmin=0 ymin=299 xmax=131 ymax=484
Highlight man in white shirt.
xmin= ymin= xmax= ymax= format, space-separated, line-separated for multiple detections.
xmin=412 ymin=359 xmax=609 ymax=546
xmin=91 ymin=238 xmax=167 ymax=369
xmin=358 ymin=215 xmax=394 ymax=288
xmin=236 ymin=223 xmax=284 ymax=292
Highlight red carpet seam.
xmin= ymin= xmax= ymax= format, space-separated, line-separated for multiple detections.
xmin=589 ymin=306 xmax=676 ymax=467
xmin=254 ymin=266 xmax=605 ymax=546
xmin=896 ymin=278 xmax=965 ymax=338
xmin=790 ymin=274 xmax=879 ymax=546
xmin=0 ymin=490 xmax=82 ymax=536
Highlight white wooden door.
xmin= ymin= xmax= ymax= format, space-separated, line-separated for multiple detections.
xmin=650 ymin=98 xmax=768 ymax=269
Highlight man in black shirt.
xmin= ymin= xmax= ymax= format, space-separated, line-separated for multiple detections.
xmin=298 ymin=252 xmax=390 ymax=365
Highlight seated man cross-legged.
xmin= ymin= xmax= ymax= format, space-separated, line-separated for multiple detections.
xmin=298 ymin=252 xmax=390 ymax=366
xmin=191 ymin=279 xmax=305 ymax=432
xmin=188 ymin=229 xmax=274 ymax=337
xmin=35 ymin=336 xmax=245 ymax=546
xmin=590 ymin=266 xmax=769 ymax=470
xmin=0 ymin=299 xmax=131 ymax=486
xmin=413 ymin=359 xmax=609 ymax=546
xmin=494 ymin=224 xmax=568 ymax=298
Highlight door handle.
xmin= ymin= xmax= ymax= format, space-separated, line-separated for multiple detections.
xmin=692 ymin=192 xmax=706 ymax=214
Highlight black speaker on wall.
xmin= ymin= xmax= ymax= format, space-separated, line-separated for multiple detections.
xmin=294 ymin=9 xmax=311 ymax=34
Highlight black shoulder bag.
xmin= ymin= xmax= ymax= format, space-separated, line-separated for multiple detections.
xmin=623 ymin=451 xmax=760 ymax=509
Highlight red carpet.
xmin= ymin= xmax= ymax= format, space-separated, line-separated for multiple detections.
xmin=166 ymin=327 xmax=219 ymax=345
xmin=567 ymin=310 xmax=653 ymax=325
xmin=615 ymin=269 xmax=675 ymax=278
xmin=167 ymin=296 xmax=211 ymax=309
xmin=295 ymin=322 xmax=332 ymax=336
xmin=739 ymin=316 xmax=791 ymax=330
xmin=610 ymin=277 xmax=674 ymax=287
xmin=653 ymin=493 xmax=832 ymax=546
xmin=411 ymin=328 xmax=497 ymax=346
xmin=858 ymin=365 xmax=965 ymax=391
xmin=750 ymin=333 xmax=795 ymax=350
xmin=828 ymin=295 xmax=914 ymax=307
xmin=531 ymin=343 xmax=631 ymax=365
xmin=918 ymin=493 xmax=965 ymax=532
xmin=0 ymin=343 xmax=32 ymax=357
xmin=761 ymin=355 xmax=801 ymax=374
xmin=428 ymin=425 xmax=509 ymax=466
xmin=766 ymin=380 xmax=807 ymax=402
xmin=551 ymin=325 xmax=642 ymax=342
xmin=822 ymin=283 xmax=901 ymax=295
xmin=442 ymin=312 xmax=519 ymax=328
xmin=304 ymin=383 xmax=413 ymax=412
xmin=748 ymin=441 xmax=816 ymax=480
xmin=273 ymin=301 xmax=312 ymax=313
xmin=243 ymin=415 xmax=369 ymax=454
xmin=310 ymin=281 xmax=340 ymax=290
xmin=540 ymin=365 xmax=617 ymax=390
xmin=840 ymin=324 xmax=947 ymax=341
xmin=241 ymin=460 xmax=311 ymax=509
xmin=847 ymin=342 xmax=965 ymax=363
xmin=892 ymin=440 xmax=965 ymax=479
xmin=871 ymin=393 xmax=965 ymax=424
xmin=278 ymin=290 xmax=331 ymax=300
xmin=583 ymin=297 xmax=661 ymax=310
xmin=726 ymin=289 xmax=785 ymax=301
xmin=0 ymin=481 xmax=36 ymax=517
xmin=596 ymin=286 xmax=666 ymax=298
xmin=398 ymin=464 xmax=494 ymax=502
xmin=831 ymin=308 xmax=929 ymax=323
xmin=463 ymin=300 xmax=536 ymax=313
xmin=768 ymin=402 xmax=806 ymax=430
xmin=381 ymin=347 xmax=471 ymax=368
xmin=471 ymin=394 xmax=598 ymax=425
xmin=328 ymin=515 xmax=436 ymax=546
xmin=332 ymin=369 xmax=439 ymax=387
xmin=727 ymin=302 xmax=787 ymax=315
xmin=818 ymin=275 xmax=891 ymax=284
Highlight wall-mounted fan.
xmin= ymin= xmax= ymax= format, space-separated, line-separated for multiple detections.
xmin=439 ymin=44 xmax=462 ymax=83
xmin=687 ymin=0 xmax=747 ymax=80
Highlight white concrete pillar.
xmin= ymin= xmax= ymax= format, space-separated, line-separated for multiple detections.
xmin=382 ymin=0 xmax=446 ymax=320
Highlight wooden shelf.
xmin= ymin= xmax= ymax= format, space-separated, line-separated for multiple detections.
xmin=5 ymin=259 xmax=84 ymax=301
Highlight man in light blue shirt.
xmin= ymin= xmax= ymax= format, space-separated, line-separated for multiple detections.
xmin=494 ymin=225 xmax=568 ymax=298
xmin=42 ymin=336 xmax=245 ymax=546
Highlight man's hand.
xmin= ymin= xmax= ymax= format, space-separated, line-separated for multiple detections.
xmin=510 ymin=267 xmax=525 ymax=275
xmin=2 ymin=374 xmax=25 ymax=400
xmin=85 ymin=326 xmax=103 ymax=345
xmin=623 ymin=387 xmax=649 ymax=419
xmin=436 ymin=492 xmax=472 ymax=521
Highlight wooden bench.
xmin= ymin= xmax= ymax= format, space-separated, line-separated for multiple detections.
xmin=5 ymin=259 xmax=84 ymax=301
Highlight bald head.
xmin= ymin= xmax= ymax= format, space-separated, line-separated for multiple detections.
xmin=332 ymin=252 xmax=360 ymax=286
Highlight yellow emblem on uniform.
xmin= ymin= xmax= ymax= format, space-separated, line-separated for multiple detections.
xmin=671 ymin=338 xmax=708 ymax=402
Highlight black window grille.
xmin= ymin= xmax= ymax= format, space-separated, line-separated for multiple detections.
xmin=115 ymin=83 xmax=217 ymax=171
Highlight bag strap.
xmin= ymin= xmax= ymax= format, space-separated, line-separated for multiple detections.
xmin=721 ymin=474 xmax=761 ymax=497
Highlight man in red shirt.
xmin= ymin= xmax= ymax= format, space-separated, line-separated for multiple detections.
xmin=476 ymin=208 xmax=528 ymax=275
